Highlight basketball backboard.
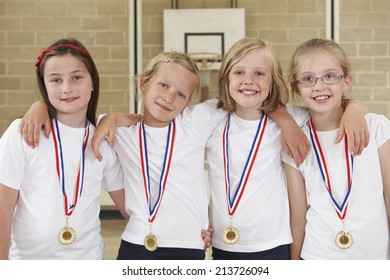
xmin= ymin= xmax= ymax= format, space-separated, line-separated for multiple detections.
xmin=164 ymin=8 xmax=245 ymax=70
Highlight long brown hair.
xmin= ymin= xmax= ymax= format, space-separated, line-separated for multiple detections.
xmin=35 ymin=38 xmax=100 ymax=125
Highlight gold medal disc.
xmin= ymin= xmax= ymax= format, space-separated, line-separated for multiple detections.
xmin=335 ymin=230 xmax=353 ymax=249
xmin=222 ymin=226 xmax=240 ymax=244
xmin=58 ymin=226 xmax=76 ymax=245
xmin=144 ymin=233 xmax=158 ymax=252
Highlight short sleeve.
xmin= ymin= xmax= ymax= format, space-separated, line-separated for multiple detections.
xmin=180 ymin=98 xmax=227 ymax=141
xmin=100 ymin=141 xmax=124 ymax=192
xmin=0 ymin=119 xmax=26 ymax=190
xmin=281 ymin=148 xmax=299 ymax=170
xmin=366 ymin=113 xmax=390 ymax=148
xmin=286 ymin=104 xmax=310 ymax=127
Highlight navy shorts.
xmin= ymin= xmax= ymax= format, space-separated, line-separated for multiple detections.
xmin=116 ymin=239 xmax=205 ymax=260
xmin=212 ymin=244 xmax=290 ymax=260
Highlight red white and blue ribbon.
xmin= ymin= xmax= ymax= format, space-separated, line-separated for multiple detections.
xmin=51 ymin=118 xmax=90 ymax=217
xmin=223 ymin=113 xmax=267 ymax=216
xmin=309 ymin=118 xmax=354 ymax=220
xmin=139 ymin=120 xmax=175 ymax=223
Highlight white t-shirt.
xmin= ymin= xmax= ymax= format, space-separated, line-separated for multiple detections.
xmin=0 ymin=119 xmax=124 ymax=259
xmin=206 ymin=105 xmax=309 ymax=252
xmin=114 ymin=99 xmax=226 ymax=250
xmin=282 ymin=113 xmax=390 ymax=259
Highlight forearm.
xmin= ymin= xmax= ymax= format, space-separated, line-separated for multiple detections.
xmin=283 ymin=163 xmax=307 ymax=259
xmin=343 ymin=100 xmax=368 ymax=115
xmin=268 ymin=107 xmax=310 ymax=166
xmin=0 ymin=185 xmax=18 ymax=260
xmin=378 ymin=141 xmax=390 ymax=227
xmin=108 ymin=189 xmax=130 ymax=220
xmin=108 ymin=113 xmax=143 ymax=127
xmin=290 ymin=217 xmax=306 ymax=260
xmin=0 ymin=223 xmax=11 ymax=260
xmin=267 ymin=106 xmax=295 ymax=128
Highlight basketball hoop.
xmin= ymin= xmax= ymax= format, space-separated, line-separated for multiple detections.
xmin=188 ymin=52 xmax=221 ymax=101
xmin=188 ymin=52 xmax=221 ymax=70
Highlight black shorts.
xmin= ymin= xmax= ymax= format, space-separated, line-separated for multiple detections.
xmin=116 ymin=239 xmax=205 ymax=260
xmin=212 ymin=244 xmax=290 ymax=260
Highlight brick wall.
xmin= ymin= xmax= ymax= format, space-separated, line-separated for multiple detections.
xmin=140 ymin=0 xmax=390 ymax=116
xmin=0 ymin=0 xmax=130 ymax=135
xmin=1 ymin=0 xmax=389 ymax=136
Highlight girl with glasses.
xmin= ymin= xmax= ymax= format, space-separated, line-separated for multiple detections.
xmin=283 ymin=38 xmax=390 ymax=260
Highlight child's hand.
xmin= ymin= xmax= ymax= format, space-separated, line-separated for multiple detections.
xmin=92 ymin=114 xmax=118 ymax=161
xmin=201 ymin=227 xmax=214 ymax=252
xmin=92 ymin=113 xmax=143 ymax=160
xmin=19 ymin=101 xmax=51 ymax=148
xmin=337 ymin=102 xmax=369 ymax=156
xmin=281 ymin=125 xmax=310 ymax=166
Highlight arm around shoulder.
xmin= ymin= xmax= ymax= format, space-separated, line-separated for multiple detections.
xmin=19 ymin=100 xmax=51 ymax=148
xmin=267 ymin=106 xmax=310 ymax=166
xmin=92 ymin=113 xmax=142 ymax=160
xmin=339 ymin=100 xmax=369 ymax=156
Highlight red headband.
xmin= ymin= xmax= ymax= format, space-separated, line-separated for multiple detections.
xmin=35 ymin=44 xmax=89 ymax=68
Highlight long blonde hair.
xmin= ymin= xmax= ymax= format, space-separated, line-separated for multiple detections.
xmin=217 ymin=38 xmax=289 ymax=113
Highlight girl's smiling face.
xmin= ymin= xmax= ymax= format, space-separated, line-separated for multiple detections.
xmin=141 ymin=62 xmax=196 ymax=127
xmin=44 ymin=53 xmax=93 ymax=127
xmin=228 ymin=49 xmax=272 ymax=120
xmin=295 ymin=50 xmax=351 ymax=115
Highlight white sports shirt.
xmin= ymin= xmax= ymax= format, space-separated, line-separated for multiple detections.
xmin=0 ymin=119 xmax=124 ymax=259
xmin=282 ymin=113 xmax=390 ymax=259
xmin=114 ymin=99 xmax=226 ymax=250
xmin=206 ymin=105 xmax=309 ymax=252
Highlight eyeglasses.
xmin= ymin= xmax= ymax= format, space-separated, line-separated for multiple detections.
xmin=295 ymin=73 xmax=345 ymax=87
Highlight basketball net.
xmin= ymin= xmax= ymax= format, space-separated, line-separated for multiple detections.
xmin=188 ymin=52 xmax=221 ymax=101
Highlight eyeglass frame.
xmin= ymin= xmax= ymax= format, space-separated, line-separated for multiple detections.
xmin=295 ymin=73 xmax=345 ymax=87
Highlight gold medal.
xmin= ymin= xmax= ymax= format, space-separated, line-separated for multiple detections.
xmin=335 ymin=230 xmax=353 ymax=249
xmin=144 ymin=233 xmax=158 ymax=252
xmin=58 ymin=226 xmax=76 ymax=245
xmin=222 ymin=226 xmax=240 ymax=244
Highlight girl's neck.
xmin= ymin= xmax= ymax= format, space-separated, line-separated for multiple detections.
xmin=310 ymin=107 xmax=344 ymax=131
xmin=234 ymin=107 xmax=263 ymax=120
xmin=143 ymin=110 xmax=172 ymax=128
xmin=56 ymin=113 xmax=87 ymax=128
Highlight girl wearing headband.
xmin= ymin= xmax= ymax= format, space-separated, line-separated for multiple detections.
xmin=0 ymin=38 xmax=128 ymax=259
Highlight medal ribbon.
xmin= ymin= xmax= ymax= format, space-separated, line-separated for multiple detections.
xmin=139 ymin=120 xmax=175 ymax=223
xmin=309 ymin=118 xmax=354 ymax=220
xmin=223 ymin=113 xmax=267 ymax=216
xmin=52 ymin=118 xmax=90 ymax=217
